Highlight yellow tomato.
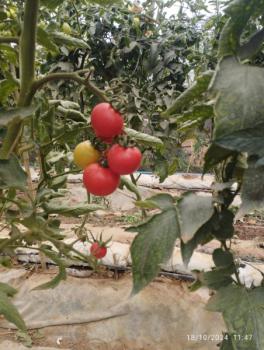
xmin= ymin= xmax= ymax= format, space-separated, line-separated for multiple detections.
xmin=73 ymin=141 xmax=100 ymax=169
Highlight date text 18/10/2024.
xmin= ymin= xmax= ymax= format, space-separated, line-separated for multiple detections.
xmin=187 ymin=334 xmax=253 ymax=342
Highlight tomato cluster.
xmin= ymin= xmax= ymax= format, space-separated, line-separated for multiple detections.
xmin=73 ymin=103 xmax=142 ymax=196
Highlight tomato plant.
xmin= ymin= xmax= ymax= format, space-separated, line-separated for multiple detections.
xmin=83 ymin=163 xmax=120 ymax=196
xmin=107 ymin=144 xmax=142 ymax=175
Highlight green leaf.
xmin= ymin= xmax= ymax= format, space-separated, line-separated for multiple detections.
xmin=124 ymin=128 xmax=164 ymax=150
xmin=201 ymin=268 xmax=234 ymax=290
xmin=57 ymin=106 xmax=87 ymax=122
xmin=206 ymin=285 xmax=264 ymax=349
xmin=37 ymin=27 xmax=59 ymax=54
xmin=161 ymin=71 xmax=213 ymax=117
xmin=181 ymin=221 xmax=213 ymax=266
xmin=42 ymin=201 xmax=104 ymax=217
xmin=236 ymin=159 xmax=264 ymax=219
xmin=0 ymin=287 xmax=27 ymax=331
xmin=129 ymin=207 xmax=180 ymax=294
xmin=136 ymin=193 xmax=175 ymax=210
xmin=40 ymin=0 xmax=64 ymax=9
xmin=0 ymin=105 xmax=37 ymax=126
xmin=0 ymin=79 xmax=19 ymax=104
xmin=204 ymin=143 xmax=236 ymax=173
xmin=0 ymin=282 xmax=17 ymax=297
xmin=86 ymin=0 xmax=122 ymax=5
xmin=33 ymin=249 xmax=67 ymax=290
xmin=213 ymin=249 xmax=234 ymax=268
xmin=50 ymin=31 xmax=90 ymax=49
xmin=0 ymin=155 xmax=27 ymax=189
xmin=177 ymin=192 xmax=214 ymax=243
xmin=212 ymin=57 xmax=264 ymax=140
xmin=215 ymin=123 xmax=264 ymax=158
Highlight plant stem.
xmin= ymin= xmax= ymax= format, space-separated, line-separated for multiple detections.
xmin=0 ymin=0 xmax=39 ymax=159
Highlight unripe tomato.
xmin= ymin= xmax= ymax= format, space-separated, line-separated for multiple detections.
xmin=90 ymin=242 xmax=107 ymax=259
xmin=107 ymin=144 xmax=142 ymax=175
xmin=83 ymin=163 xmax=120 ymax=196
xmin=73 ymin=141 xmax=100 ymax=169
xmin=91 ymin=103 xmax=124 ymax=138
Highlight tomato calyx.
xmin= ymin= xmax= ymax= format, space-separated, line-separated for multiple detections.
xmin=88 ymin=231 xmax=112 ymax=247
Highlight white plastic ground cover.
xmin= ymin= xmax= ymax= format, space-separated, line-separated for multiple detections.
xmin=0 ymin=269 xmax=225 ymax=350
xmin=16 ymin=239 xmax=264 ymax=287
xmin=0 ymin=341 xmax=70 ymax=350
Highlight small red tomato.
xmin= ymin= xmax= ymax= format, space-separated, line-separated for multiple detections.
xmin=90 ymin=242 xmax=107 ymax=259
xmin=107 ymin=144 xmax=142 ymax=175
xmin=91 ymin=103 xmax=124 ymax=138
xmin=83 ymin=163 xmax=120 ymax=196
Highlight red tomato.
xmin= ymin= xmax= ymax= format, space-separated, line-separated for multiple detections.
xmin=91 ymin=103 xmax=124 ymax=138
xmin=83 ymin=163 xmax=120 ymax=196
xmin=90 ymin=242 xmax=107 ymax=259
xmin=107 ymin=144 xmax=142 ymax=175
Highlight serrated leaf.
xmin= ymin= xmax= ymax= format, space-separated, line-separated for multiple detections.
xmin=177 ymin=192 xmax=214 ymax=243
xmin=0 ymin=155 xmax=27 ymax=189
xmin=43 ymin=201 xmax=104 ymax=217
xmin=206 ymin=285 xmax=264 ymax=349
xmin=0 ymin=105 xmax=37 ymax=126
xmin=0 ymin=290 xmax=26 ymax=331
xmin=124 ymin=127 xmax=164 ymax=150
xmin=50 ymin=31 xmax=90 ymax=49
xmin=128 ymin=207 xmax=180 ymax=294
xmin=33 ymin=249 xmax=67 ymax=290
xmin=86 ymin=0 xmax=122 ymax=5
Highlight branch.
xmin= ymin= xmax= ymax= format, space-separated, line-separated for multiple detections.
xmin=238 ymin=28 xmax=264 ymax=60
xmin=31 ymin=71 xmax=109 ymax=102
xmin=0 ymin=36 xmax=19 ymax=44
xmin=0 ymin=0 xmax=39 ymax=159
